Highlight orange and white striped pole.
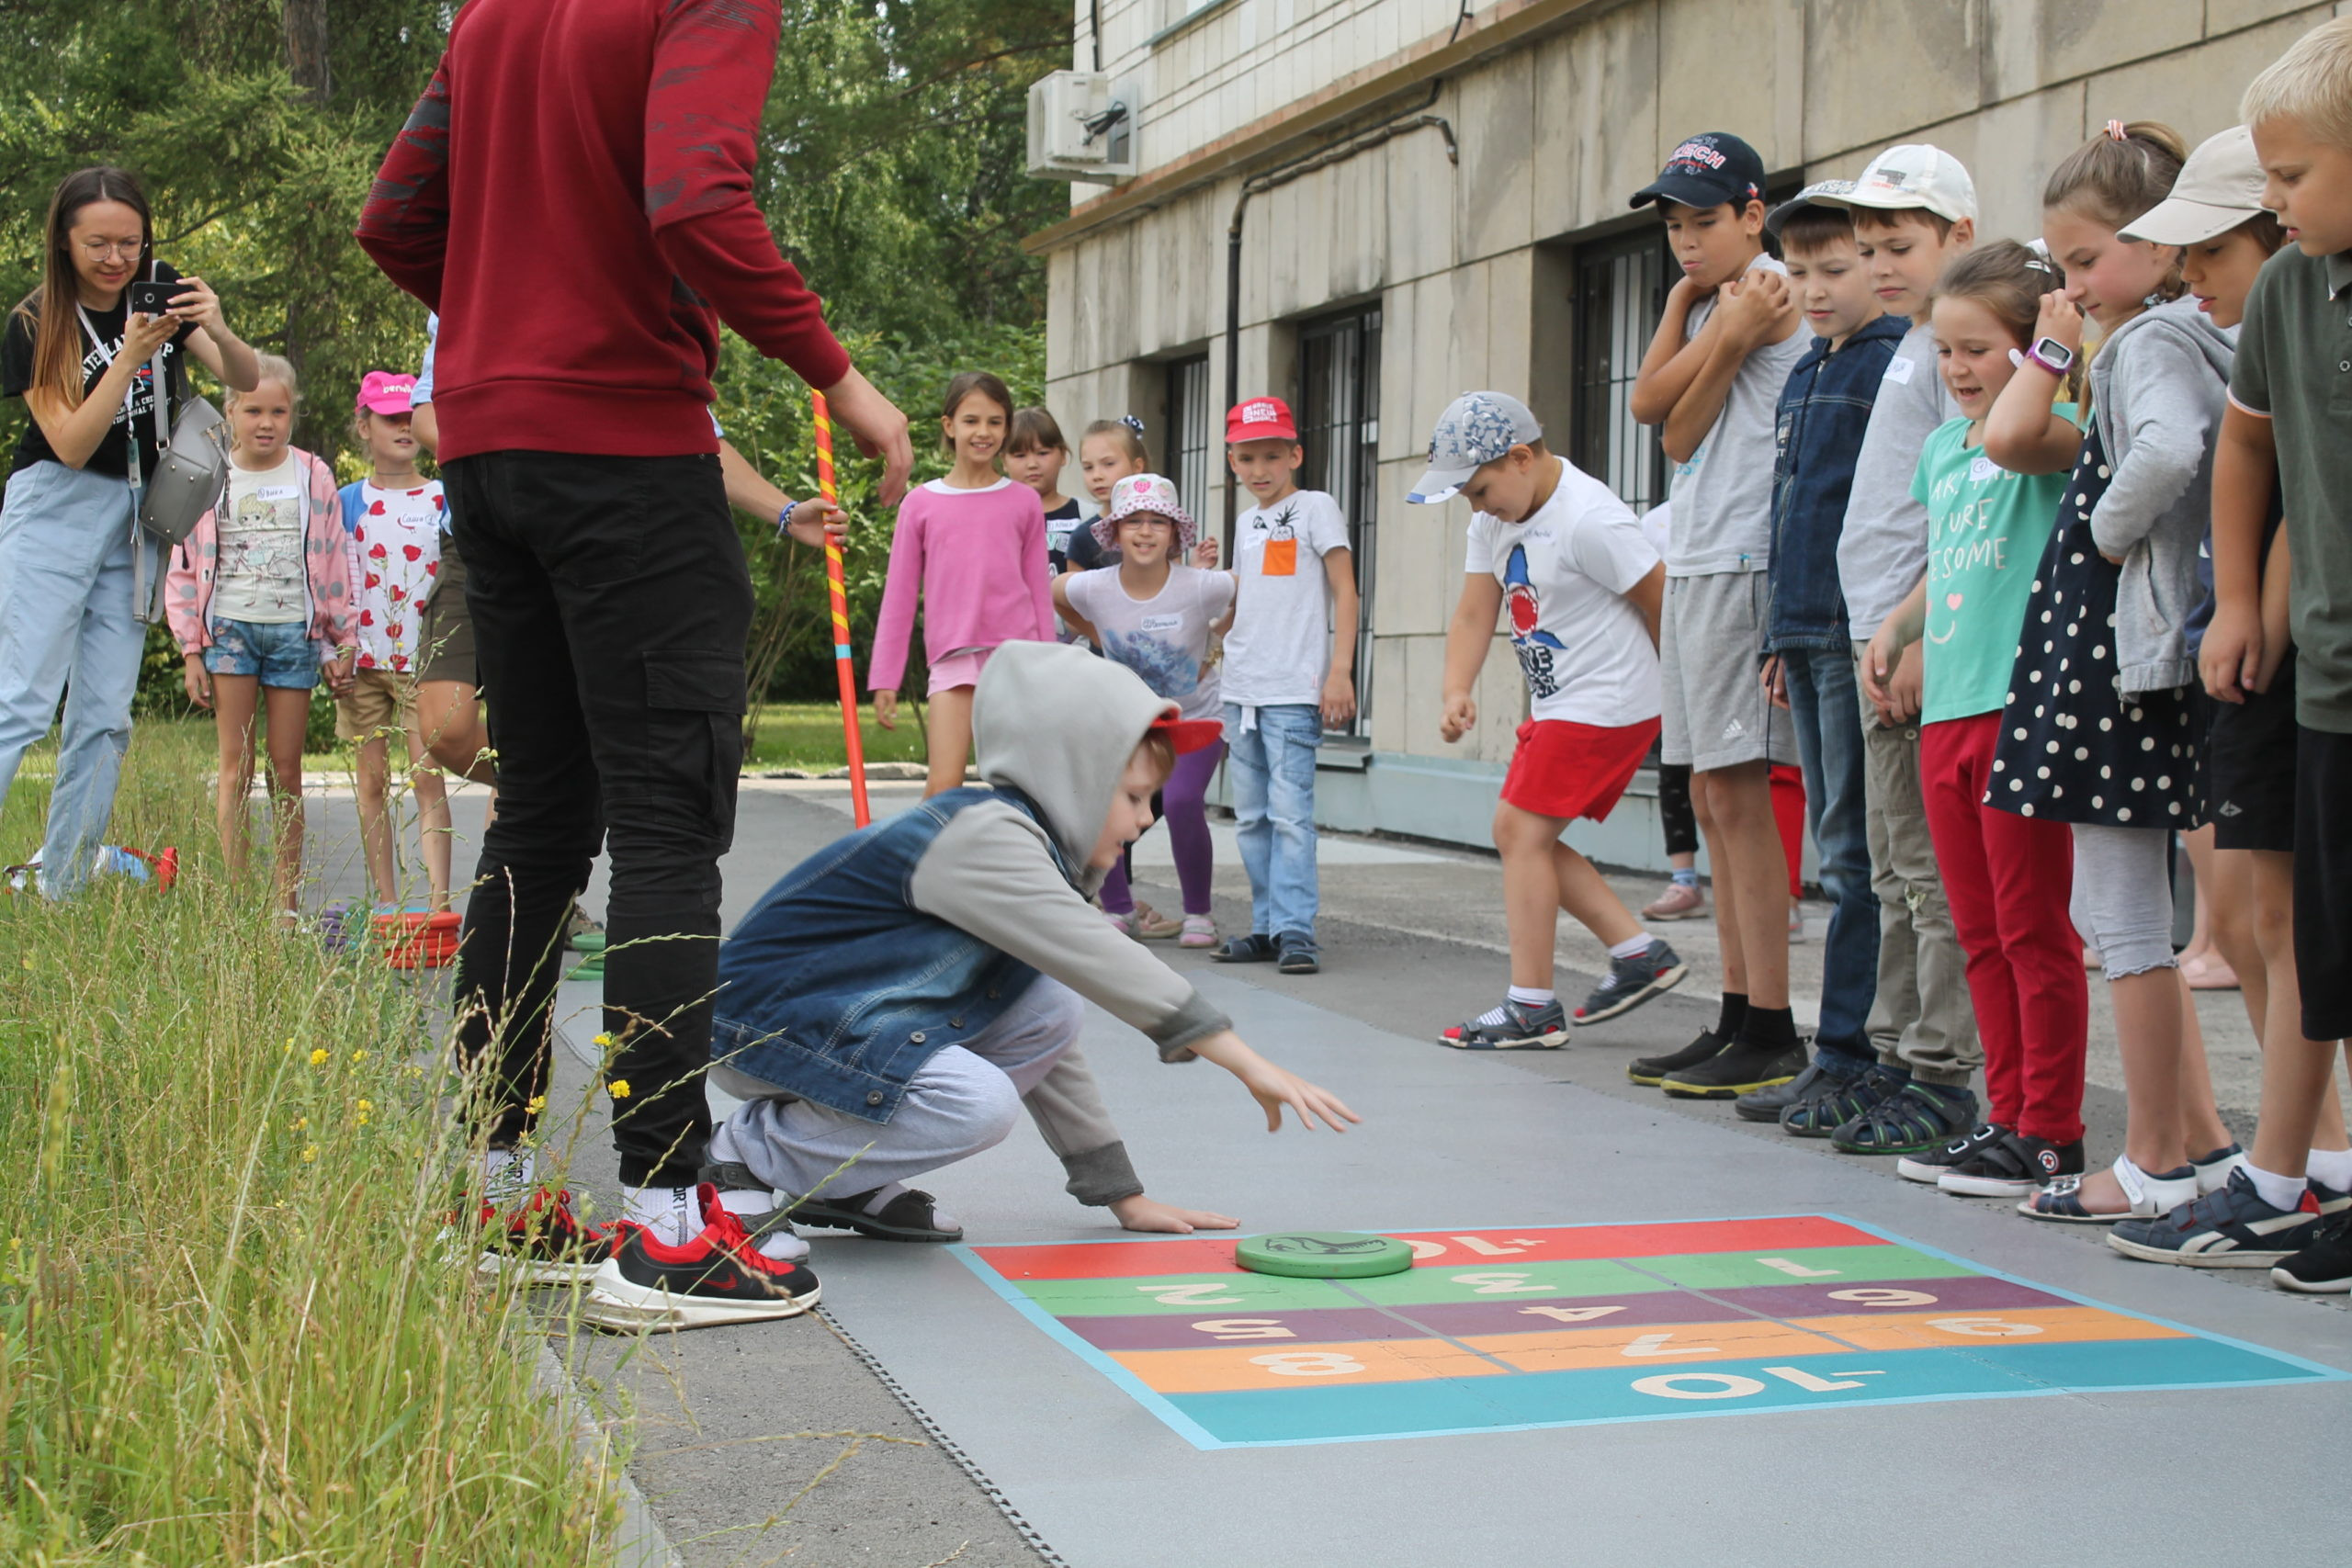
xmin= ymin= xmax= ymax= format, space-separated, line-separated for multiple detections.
xmin=812 ymin=390 xmax=871 ymax=827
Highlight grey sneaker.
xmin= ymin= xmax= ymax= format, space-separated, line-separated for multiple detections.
xmin=1573 ymin=940 xmax=1687 ymax=1025
xmin=1440 ymin=996 xmax=1570 ymax=1050
xmin=1734 ymin=1051 xmax=1855 ymax=1125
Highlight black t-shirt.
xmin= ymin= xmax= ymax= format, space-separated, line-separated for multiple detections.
xmin=3 ymin=260 xmax=196 ymax=481
xmin=1064 ymin=511 xmax=1118 ymax=572
xmin=1043 ymin=495 xmax=1085 ymax=573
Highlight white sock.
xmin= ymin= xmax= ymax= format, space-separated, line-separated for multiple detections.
xmin=2302 ymin=1146 xmax=2352 ymax=1195
xmin=2244 ymin=1162 xmax=2308 ymax=1213
xmin=481 ymin=1147 xmax=536 ymax=1200
xmin=1507 ymin=986 xmax=1556 ymax=1008
xmin=1608 ymin=932 xmax=1655 ymax=960
xmin=710 ymin=1187 xmax=810 ymax=1261
xmin=623 ymin=1184 xmax=697 ymax=1247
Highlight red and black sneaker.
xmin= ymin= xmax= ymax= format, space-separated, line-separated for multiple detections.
xmin=471 ymin=1187 xmax=625 ymax=1285
xmin=581 ymin=1184 xmax=822 ymax=1330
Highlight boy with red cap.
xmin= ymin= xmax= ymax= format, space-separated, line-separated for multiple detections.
xmin=1212 ymin=396 xmax=1361 ymax=976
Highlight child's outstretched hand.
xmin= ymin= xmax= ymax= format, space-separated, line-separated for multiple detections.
xmin=874 ymin=689 xmax=899 ymax=729
xmin=784 ymin=498 xmax=850 ymax=550
xmin=1192 ymin=1032 xmax=1359 ymax=1133
xmin=1111 ymin=1194 xmax=1240 ymax=1234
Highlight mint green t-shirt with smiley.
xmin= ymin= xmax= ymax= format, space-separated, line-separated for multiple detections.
xmin=1909 ymin=411 xmax=2075 ymax=725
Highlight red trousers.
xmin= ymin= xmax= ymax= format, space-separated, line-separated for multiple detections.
xmin=1770 ymin=763 xmax=1805 ymax=898
xmin=1918 ymin=713 xmax=2087 ymax=1144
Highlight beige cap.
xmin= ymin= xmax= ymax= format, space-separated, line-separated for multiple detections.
xmin=1813 ymin=144 xmax=1977 ymax=223
xmin=2120 ymin=125 xmax=2267 ymax=245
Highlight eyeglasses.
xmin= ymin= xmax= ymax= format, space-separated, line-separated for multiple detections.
xmin=74 ymin=238 xmax=146 ymax=261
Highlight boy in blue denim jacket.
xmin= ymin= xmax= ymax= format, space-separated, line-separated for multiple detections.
xmin=1744 ymin=185 xmax=1905 ymax=1134
xmin=581 ymin=640 xmax=1357 ymax=1331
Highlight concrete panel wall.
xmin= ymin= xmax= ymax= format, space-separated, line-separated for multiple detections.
xmin=1042 ymin=0 xmax=2346 ymax=845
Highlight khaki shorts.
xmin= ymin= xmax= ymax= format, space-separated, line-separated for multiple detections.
xmin=334 ymin=667 xmax=418 ymax=742
xmin=1658 ymin=570 xmax=1799 ymax=772
xmin=415 ymin=531 xmax=478 ymax=690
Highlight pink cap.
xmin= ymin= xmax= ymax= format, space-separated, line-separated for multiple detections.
xmin=356 ymin=370 xmax=418 ymax=417
xmin=1226 ymin=395 xmax=1297 ymax=444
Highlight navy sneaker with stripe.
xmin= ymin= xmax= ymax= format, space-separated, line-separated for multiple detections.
xmin=2109 ymin=1168 xmax=2323 ymax=1268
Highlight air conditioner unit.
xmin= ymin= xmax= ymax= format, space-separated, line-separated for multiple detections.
xmin=1026 ymin=70 xmax=1136 ymax=183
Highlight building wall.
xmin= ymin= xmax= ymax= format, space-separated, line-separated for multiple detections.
xmin=1039 ymin=0 xmax=2342 ymax=852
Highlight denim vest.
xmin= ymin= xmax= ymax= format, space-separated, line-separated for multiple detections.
xmin=709 ymin=785 xmax=1071 ymax=1124
xmin=1767 ymin=313 xmax=1908 ymax=651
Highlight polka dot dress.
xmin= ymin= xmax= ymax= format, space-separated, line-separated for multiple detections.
xmin=1989 ymin=423 xmax=2200 ymax=828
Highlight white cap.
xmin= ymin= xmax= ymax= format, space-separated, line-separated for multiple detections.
xmin=1407 ymin=391 xmax=1543 ymax=505
xmin=2119 ymin=125 xmax=2266 ymax=245
xmin=1815 ymin=144 xmax=1977 ymax=223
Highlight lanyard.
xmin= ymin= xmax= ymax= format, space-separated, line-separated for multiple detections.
xmin=74 ymin=296 xmax=165 ymax=502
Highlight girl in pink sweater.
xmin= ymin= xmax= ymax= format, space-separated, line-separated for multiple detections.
xmin=869 ymin=372 xmax=1056 ymax=795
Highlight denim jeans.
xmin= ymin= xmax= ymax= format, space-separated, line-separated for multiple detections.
xmin=446 ymin=449 xmax=752 ymax=1189
xmin=0 ymin=461 xmax=148 ymax=898
xmin=1223 ymin=702 xmax=1320 ymax=938
xmin=1780 ymin=647 xmax=1878 ymax=1059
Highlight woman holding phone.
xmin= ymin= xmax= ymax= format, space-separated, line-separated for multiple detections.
xmin=0 ymin=165 xmax=258 ymax=896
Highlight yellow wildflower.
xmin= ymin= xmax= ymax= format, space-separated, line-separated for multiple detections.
xmin=288 ymin=1116 xmax=308 ymax=1133
xmin=300 ymin=1145 xmax=319 ymax=1164
xmin=606 ymin=1080 xmax=631 ymax=1100
xmin=525 ymin=1094 xmax=548 ymax=1115
xmin=309 ymin=1048 xmax=330 ymax=1066
xmin=593 ymin=1032 xmax=615 ymax=1049
xmin=352 ymin=1049 xmax=368 ymax=1063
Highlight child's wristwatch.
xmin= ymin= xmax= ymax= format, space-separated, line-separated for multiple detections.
xmin=2021 ymin=336 xmax=2075 ymax=377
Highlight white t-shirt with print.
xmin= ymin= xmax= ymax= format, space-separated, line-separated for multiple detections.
xmin=351 ymin=479 xmax=446 ymax=672
xmin=213 ymin=454 xmax=309 ymax=624
xmin=1064 ymin=565 xmax=1238 ymax=721
xmin=1222 ymin=488 xmax=1351 ymax=707
xmin=1465 ymin=462 xmax=1663 ymax=728
xmin=1665 ymin=253 xmax=1809 ymax=577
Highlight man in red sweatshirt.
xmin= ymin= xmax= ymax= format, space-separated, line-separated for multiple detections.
xmin=357 ymin=0 xmax=913 ymax=1266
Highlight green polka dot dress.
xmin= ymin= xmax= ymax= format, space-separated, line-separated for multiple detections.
xmin=1989 ymin=423 xmax=2200 ymax=828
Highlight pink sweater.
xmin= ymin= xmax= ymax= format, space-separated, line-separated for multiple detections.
xmin=867 ymin=478 xmax=1055 ymax=694
xmin=164 ymin=447 xmax=356 ymax=657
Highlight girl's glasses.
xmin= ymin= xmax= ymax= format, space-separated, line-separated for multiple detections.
xmin=76 ymin=239 xmax=146 ymax=260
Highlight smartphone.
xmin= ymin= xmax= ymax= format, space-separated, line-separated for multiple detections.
xmin=127 ymin=279 xmax=183 ymax=320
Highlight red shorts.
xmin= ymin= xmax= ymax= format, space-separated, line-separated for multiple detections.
xmin=1499 ymin=716 xmax=1660 ymax=821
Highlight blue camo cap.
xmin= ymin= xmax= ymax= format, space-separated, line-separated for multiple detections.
xmin=1408 ymin=391 xmax=1544 ymax=504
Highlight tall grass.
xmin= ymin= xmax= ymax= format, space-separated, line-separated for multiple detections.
xmin=0 ymin=729 xmax=616 ymax=1562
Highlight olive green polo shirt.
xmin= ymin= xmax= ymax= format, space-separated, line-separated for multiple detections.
xmin=2231 ymin=245 xmax=2352 ymax=733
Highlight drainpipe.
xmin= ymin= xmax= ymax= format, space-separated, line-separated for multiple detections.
xmin=1220 ymin=111 xmax=1459 ymax=547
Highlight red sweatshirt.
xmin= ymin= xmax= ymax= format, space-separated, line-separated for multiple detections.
xmin=356 ymin=0 xmax=851 ymax=462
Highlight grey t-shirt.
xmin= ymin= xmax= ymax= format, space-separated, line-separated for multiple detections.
xmin=1665 ymin=254 xmax=1808 ymax=577
xmin=1837 ymin=319 xmax=1959 ymax=638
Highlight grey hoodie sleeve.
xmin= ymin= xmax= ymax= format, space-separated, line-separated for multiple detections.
xmin=2089 ymin=328 xmax=2222 ymax=558
xmin=1023 ymin=1046 xmax=1146 ymax=1206
xmin=908 ymin=799 xmax=1233 ymax=1060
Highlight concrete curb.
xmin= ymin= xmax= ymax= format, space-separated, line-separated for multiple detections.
xmin=531 ymin=1340 xmax=683 ymax=1568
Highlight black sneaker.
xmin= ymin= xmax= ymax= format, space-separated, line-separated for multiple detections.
xmin=789 ymin=1183 xmax=963 ymax=1242
xmin=2271 ymin=1211 xmax=2352 ymax=1293
xmin=1213 ymin=932 xmax=1278 ymax=964
xmin=1835 ymin=1080 xmax=1980 ymax=1156
xmin=1275 ymin=931 xmax=1321 ymax=975
xmin=1440 ymin=996 xmax=1569 ymax=1050
xmin=1937 ymin=1132 xmax=2085 ymax=1198
xmin=1573 ymin=940 xmax=1687 ymax=1025
xmin=1628 ymin=1029 xmax=1726 ymax=1088
xmin=1894 ymin=1121 xmax=2007 ymax=1183
xmin=1778 ymin=1061 xmax=1905 ymax=1137
xmin=1660 ymin=1037 xmax=1806 ymax=1100
xmin=580 ymin=1185 xmax=822 ymax=1330
xmin=1733 ymin=1051 xmax=1844 ymax=1123
xmin=2109 ymin=1168 xmax=2324 ymax=1268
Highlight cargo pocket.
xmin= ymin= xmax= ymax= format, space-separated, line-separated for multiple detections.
xmin=643 ymin=649 xmax=747 ymax=835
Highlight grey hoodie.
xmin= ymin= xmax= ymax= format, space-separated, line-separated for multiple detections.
xmin=2085 ymin=295 xmax=2236 ymax=695
xmin=901 ymin=640 xmax=1232 ymax=1202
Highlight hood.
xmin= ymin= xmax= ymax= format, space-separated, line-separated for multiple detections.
xmin=2095 ymin=293 xmax=2236 ymax=382
xmin=973 ymin=640 xmax=1182 ymax=869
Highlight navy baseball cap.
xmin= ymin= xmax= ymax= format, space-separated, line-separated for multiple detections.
xmin=1630 ymin=131 xmax=1767 ymax=212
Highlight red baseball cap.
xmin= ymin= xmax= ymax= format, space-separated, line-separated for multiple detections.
xmin=356 ymin=370 xmax=418 ymax=416
xmin=1148 ymin=706 xmax=1223 ymax=755
xmin=1226 ymin=396 xmax=1297 ymax=444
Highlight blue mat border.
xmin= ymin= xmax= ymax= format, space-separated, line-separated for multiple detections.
xmin=948 ymin=1210 xmax=2351 ymax=1451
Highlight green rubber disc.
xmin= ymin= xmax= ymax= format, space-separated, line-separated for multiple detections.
xmin=1235 ymin=1232 xmax=1414 ymax=1279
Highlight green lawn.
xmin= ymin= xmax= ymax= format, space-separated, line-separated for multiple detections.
xmin=745 ymin=700 xmax=928 ymax=773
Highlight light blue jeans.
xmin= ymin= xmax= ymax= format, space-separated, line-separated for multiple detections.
xmin=1223 ymin=701 xmax=1320 ymax=939
xmin=1781 ymin=647 xmax=1880 ymax=1061
xmin=0 ymin=461 xmax=148 ymax=897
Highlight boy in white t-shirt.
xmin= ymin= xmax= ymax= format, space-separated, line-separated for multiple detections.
xmin=337 ymin=370 xmax=454 ymax=910
xmin=1212 ymin=396 xmax=1359 ymax=976
xmin=1416 ymin=393 xmax=1687 ymax=1047
xmin=1625 ymin=130 xmax=1811 ymax=1100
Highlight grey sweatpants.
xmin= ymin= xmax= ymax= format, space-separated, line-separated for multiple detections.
xmin=1854 ymin=642 xmax=1981 ymax=1088
xmin=2070 ymin=823 xmax=2177 ymax=979
xmin=708 ymin=977 xmax=1084 ymax=1200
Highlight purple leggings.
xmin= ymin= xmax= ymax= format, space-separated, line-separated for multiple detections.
xmin=1100 ymin=739 xmax=1225 ymax=917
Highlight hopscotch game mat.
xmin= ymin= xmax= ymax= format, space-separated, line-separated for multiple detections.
xmin=956 ymin=1214 xmax=2345 ymax=1449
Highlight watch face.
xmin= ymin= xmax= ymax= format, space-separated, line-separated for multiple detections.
xmin=2034 ymin=336 xmax=2074 ymax=368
